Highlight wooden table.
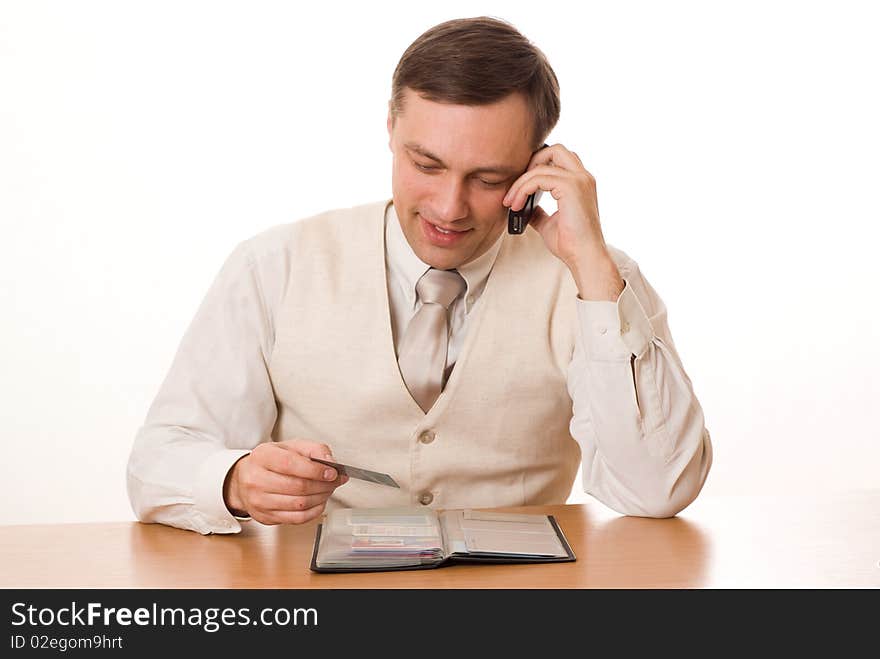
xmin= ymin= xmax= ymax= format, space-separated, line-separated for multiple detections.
xmin=1 ymin=491 xmax=877 ymax=588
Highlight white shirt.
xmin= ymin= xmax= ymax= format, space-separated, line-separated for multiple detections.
xmin=127 ymin=201 xmax=712 ymax=533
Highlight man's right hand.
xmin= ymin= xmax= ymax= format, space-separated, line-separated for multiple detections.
xmin=222 ymin=439 xmax=349 ymax=525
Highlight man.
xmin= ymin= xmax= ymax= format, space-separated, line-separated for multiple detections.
xmin=127 ymin=16 xmax=712 ymax=535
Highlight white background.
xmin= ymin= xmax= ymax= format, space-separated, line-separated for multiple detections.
xmin=1 ymin=0 xmax=877 ymax=525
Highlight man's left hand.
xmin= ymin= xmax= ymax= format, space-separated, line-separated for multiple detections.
xmin=503 ymin=143 xmax=624 ymax=301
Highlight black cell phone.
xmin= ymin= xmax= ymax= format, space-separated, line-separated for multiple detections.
xmin=507 ymin=143 xmax=549 ymax=235
xmin=507 ymin=190 xmax=544 ymax=234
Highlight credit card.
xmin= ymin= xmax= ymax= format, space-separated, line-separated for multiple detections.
xmin=310 ymin=457 xmax=400 ymax=488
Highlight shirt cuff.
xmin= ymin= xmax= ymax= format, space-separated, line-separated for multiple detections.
xmin=575 ymin=279 xmax=654 ymax=361
xmin=194 ymin=449 xmax=253 ymax=533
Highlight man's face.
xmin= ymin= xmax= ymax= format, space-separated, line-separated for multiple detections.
xmin=387 ymin=88 xmax=535 ymax=270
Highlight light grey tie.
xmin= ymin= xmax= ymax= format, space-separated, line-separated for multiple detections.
xmin=398 ymin=268 xmax=467 ymax=413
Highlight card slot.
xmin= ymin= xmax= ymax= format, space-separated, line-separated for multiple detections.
xmin=463 ymin=532 xmax=567 ymax=557
xmin=459 ymin=519 xmax=555 ymax=534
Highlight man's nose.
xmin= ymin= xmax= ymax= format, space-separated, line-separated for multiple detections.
xmin=434 ymin=178 xmax=468 ymax=223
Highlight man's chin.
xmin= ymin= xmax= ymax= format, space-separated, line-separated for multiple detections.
xmin=416 ymin=247 xmax=468 ymax=270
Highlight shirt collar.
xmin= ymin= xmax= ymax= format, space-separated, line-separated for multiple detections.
xmin=385 ymin=202 xmax=504 ymax=313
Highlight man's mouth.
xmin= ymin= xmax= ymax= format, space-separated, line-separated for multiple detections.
xmin=419 ymin=215 xmax=473 ymax=245
xmin=421 ymin=216 xmax=470 ymax=233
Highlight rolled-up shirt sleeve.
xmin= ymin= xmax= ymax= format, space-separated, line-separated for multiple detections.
xmin=127 ymin=237 xmax=281 ymax=535
xmin=567 ymin=249 xmax=713 ymax=518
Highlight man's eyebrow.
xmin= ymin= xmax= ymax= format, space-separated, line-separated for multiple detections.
xmin=404 ymin=142 xmax=519 ymax=176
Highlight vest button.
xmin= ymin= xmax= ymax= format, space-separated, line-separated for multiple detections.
xmin=418 ymin=492 xmax=434 ymax=506
xmin=418 ymin=430 xmax=436 ymax=444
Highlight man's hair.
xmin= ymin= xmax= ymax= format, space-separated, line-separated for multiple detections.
xmin=390 ymin=16 xmax=560 ymax=150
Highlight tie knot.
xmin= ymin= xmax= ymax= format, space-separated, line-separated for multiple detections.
xmin=416 ymin=268 xmax=466 ymax=309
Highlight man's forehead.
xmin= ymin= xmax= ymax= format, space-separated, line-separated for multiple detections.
xmin=395 ymin=89 xmax=533 ymax=166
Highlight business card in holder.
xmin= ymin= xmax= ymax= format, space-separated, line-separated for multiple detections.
xmin=310 ymin=506 xmax=576 ymax=573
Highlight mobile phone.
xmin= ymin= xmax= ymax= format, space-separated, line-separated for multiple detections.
xmin=507 ymin=143 xmax=549 ymax=235
xmin=507 ymin=190 xmax=544 ymax=234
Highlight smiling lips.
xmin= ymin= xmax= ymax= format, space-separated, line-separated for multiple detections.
xmin=419 ymin=215 xmax=473 ymax=246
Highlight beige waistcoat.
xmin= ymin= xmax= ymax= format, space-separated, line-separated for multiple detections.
xmin=268 ymin=199 xmax=581 ymax=510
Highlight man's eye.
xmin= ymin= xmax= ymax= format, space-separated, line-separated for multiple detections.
xmin=412 ymin=160 xmax=503 ymax=187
